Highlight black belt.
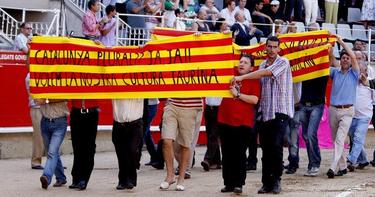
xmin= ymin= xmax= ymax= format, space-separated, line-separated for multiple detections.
xmin=42 ymin=116 xmax=67 ymax=122
xmin=84 ymin=35 xmax=99 ymax=41
xmin=301 ymin=101 xmax=323 ymax=107
xmin=114 ymin=118 xmax=142 ymax=126
xmin=72 ymin=107 xmax=99 ymax=114
xmin=332 ymin=104 xmax=353 ymax=109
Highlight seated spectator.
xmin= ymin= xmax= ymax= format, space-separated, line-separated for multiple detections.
xmin=220 ymin=0 xmax=236 ymax=27
xmin=265 ymin=0 xmax=283 ymax=21
xmin=174 ymin=9 xmax=187 ymax=30
xmin=234 ymin=0 xmax=252 ymax=27
xmin=145 ymin=0 xmax=163 ymax=30
xmin=251 ymin=0 xmax=272 ymax=36
xmin=286 ymin=22 xmax=297 ymax=33
xmin=231 ymin=11 xmax=263 ymax=44
xmin=353 ymin=39 xmax=366 ymax=52
xmin=274 ymin=19 xmax=284 ymax=36
xmin=164 ymin=0 xmax=179 ymax=28
xmin=200 ymin=0 xmax=220 ymax=20
xmin=14 ymin=22 xmax=32 ymax=54
xmin=192 ymin=10 xmax=211 ymax=32
xmin=214 ymin=17 xmax=230 ymax=32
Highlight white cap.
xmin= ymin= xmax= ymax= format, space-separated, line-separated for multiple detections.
xmin=270 ymin=0 xmax=280 ymax=5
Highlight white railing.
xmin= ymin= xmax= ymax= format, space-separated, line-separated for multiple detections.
xmin=0 ymin=8 xmax=19 ymax=41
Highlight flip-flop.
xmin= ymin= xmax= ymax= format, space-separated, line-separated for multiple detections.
xmin=176 ymin=184 xmax=185 ymax=191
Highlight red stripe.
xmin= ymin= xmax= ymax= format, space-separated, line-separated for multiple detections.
xmin=29 ymin=53 xmax=234 ymax=66
xmin=170 ymin=103 xmax=203 ymax=108
xmin=279 ymin=34 xmax=336 ymax=43
xmin=289 ymin=49 xmax=328 ymax=66
xmin=30 ymin=43 xmax=142 ymax=53
xmin=280 ymin=42 xmax=334 ymax=56
xmin=292 ymin=62 xmax=329 ymax=76
xmin=143 ymin=38 xmax=233 ymax=51
xmin=30 ymin=83 xmax=229 ymax=93
xmin=152 ymin=29 xmax=214 ymax=36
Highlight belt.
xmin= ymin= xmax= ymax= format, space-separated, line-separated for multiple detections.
xmin=332 ymin=104 xmax=353 ymax=109
xmin=302 ymin=101 xmax=323 ymax=107
xmin=72 ymin=107 xmax=99 ymax=114
xmin=114 ymin=118 xmax=142 ymax=126
xmin=42 ymin=116 xmax=66 ymax=122
xmin=84 ymin=35 xmax=99 ymax=41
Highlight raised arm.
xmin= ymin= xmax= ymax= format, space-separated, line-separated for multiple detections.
xmin=336 ymin=35 xmax=359 ymax=72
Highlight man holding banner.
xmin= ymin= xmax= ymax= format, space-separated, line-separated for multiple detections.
xmin=232 ymin=36 xmax=294 ymax=194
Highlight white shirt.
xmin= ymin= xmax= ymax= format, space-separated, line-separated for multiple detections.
xmin=235 ymin=6 xmax=252 ymax=27
xmin=112 ymin=99 xmax=144 ymax=122
xmin=175 ymin=17 xmax=186 ymax=30
xmin=367 ymin=65 xmax=375 ymax=79
xmin=205 ymin=97 xmax=222 ymax=106
xmin=14 ymin=33 xmax=29 ymax=52
xmin=354 ymin=83 xmax=375 ymax=119
xmin=200 ymin=5 xmax=220 ymax=16
xmin=220 ymin=8 xmax=236 ymax=26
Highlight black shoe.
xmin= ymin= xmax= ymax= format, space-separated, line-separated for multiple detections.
xmin=356 ymin=162 xmax=369 ymax=169
xmin=201 ymin=161 xmax=210 ymax=171
xmin=272 ymin=180 xmax=281 ymax=194
xmin=326 ymin=169 xmax=334 ymax=178
xmin=116 ymin=183 xmax=126 ymax=190
xmin=53 ymin=180 xmax=67 ymax=187
xmin=125 ymin=182 xmax=134 ymax=190
xmin=76 ymin=181 xmax=87 ymax=190
xmin=220 ymin=186 xmax=234 ymax=193
xmin=151 ymin=162 xmax=164 ymax=170
xmin=233 ymin=187 xmax=242 ymax=194
xmin=347 ymin=162 xmax=355 ymax=172
xmin=246 ymin=164 xmax=256 ymax=171
xmin=285 ymin=167 xmax=297 ymax=174
xmin=145 ymin=161 xmax=153 ymax=166
xmin=370 ymin=160 xmax=375 ymax=167
xmin=258 ymin=186 xmax=272 ymax=194
xmin=69 ymin=183 xmax=79 ymax=189
xmin=40 ymin=175 xmax=49 ymax=189
xmin=32 ymin=165 xmax=44 ymax=170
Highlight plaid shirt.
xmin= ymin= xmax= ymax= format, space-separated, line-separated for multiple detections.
xmin=259 ymin=56 xmax=294 ymax=121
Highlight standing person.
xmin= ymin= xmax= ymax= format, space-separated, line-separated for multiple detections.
xmin=347 ymin=62 xmax=374 ymax=171
xmin=159 ymin=97 xmax=203 ymax=191
xmin=25 ymin=73 xmax=44 ymax=170
xmin=232 ymin=36 xmax=294 ymax=194
xmin=82 ymin=0 xmax=106 ymax=41
xmin=99 ymin=4 xmax=117 ymax=47
xmin=303 ymin=0 xmax=318 ymax=25
xmin=34 ymin=98 xmax=69 ymax=190
xmin=201 ymin=97 xmax=222 ymax=171
xmin=361 ymin=0 xmax=375 ymax=28
xmin=14 ymin=22 xmax=32 ymax=54
xmin=143 ymin=99 xmax=160 ymax=168
xmin=325 ymin=0 xmax=339 ymax=24
xmin=218 ymin=55 xmax=261 ymax=194
xmin=326 ymin=36 xmax=359 ymax=178
xmin=112 ymin=99 xmax=144 ymax=190
xmin=284 ymin=0 xmax=303 ymax=22
xmin=144 ymin=0 xmax=163 ymax=30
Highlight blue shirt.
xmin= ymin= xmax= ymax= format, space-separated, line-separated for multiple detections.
xmin=330 ymin=67 xmax=359 ymax=106
xmin=126 ymin=0 xmax=145 ymax=28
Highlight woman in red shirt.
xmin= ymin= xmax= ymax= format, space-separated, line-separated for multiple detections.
xmin=218 ymin=54 xmax=261 ymax=194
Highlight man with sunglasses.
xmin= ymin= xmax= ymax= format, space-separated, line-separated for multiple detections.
xmin=14 ymin=22 xmax=32 ymax=54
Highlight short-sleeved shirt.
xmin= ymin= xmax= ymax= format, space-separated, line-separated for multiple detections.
xmin=112 ymin=99 xmax=144 ymax=122
xmin=126 ymin=0 xmax=145 ymax=28
xmin=14 ymin=33 xmax=29 ymax=52
xmin=259 ymin=56 xmax=294 ymax=121
xmin=82 ymin=10 xmax=100 ymax=37
xmin=218 ymin=79 xmax=261 ymax=127
xmin=40 ymin=102 xmax=70 ymax=119
xmin=329 ymin=67 xmax=359 ymax=106
xmin=99 ymin=16 xmax=116 ymax=47
xmin=219 ymin=8 xmax=236 ymax=26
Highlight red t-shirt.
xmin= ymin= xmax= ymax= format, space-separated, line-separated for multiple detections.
xmin=217 ymin=79 xmax=261 ymax=128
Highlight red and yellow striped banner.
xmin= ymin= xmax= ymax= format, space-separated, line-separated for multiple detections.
xmin=29 ymin=33 xmax=236 ymax=99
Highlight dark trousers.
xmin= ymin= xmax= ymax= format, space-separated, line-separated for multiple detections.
xmin=203 ymin=105 xmax=221 ymax=165
xmin=247 ymin=122 xmax=258 ymax=167
xmin=284 ymin=0 xmax=303 ymax=22
xmin=143 ymin=104 xmax=158 ymax=162
xmin=258 ymin=113 xmax=289 ymax=187
xmin=112 ymin=119 xmax=143 ymax=186
xmin=219 ymin=123 xmax=249 ymax=187
xmin=70 ymin=108 xmax=99 ymax=184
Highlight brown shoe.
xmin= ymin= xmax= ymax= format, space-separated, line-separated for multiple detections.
xmin=53 ymin=180 xmax=67 ymax=187
xmin=40 ymin=176 xmax=48 ymax=189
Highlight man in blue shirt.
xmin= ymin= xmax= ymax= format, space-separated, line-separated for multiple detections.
xmin=326 ymin=35 xmax=359 ymax=178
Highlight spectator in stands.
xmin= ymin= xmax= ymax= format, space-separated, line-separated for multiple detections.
xmin=25 ymin=73 xmax=44 ymax=170
xmin=111 ymin=99 xmax=144 ymax=190
xmin=274 ymin=19 xmax=284 ymax=36
xmin=361 ymin=0 xmax=375 ymax=28
xmin=164 ymin=0 xmax=179 ymax=28
xmin=234 ymin=0 xmax=252 ymax=27
xmin=325 ymin=0 xmax=339 ymax=24
xmin=144 ymin=0 xmax=163 ymax=30
xmin=284 ymin=0 xmax=303 ymax=22
xmin=232 ymin=36 xmax=294 ymax=194
xmin=218 ymin=54 xmax=261 ymax=194
xmin=231 ymin=11 xmax=262 ymax=45
xmin=326 ymin=35 xmax=359 ymax=178
xmin=251 ymin=0 xmax=272 ymax=37
xmin=286 ymin=22 xmax=297 ymax=33
xmin=126 ymin=0 xmax=147 ymax=28
xmin=14 ymin=22 xmax=32 ymax=54
xmin=82 ymin=0 xmax=105 ymax=41
xmin=219 ymin=0 xmax=236 ymax=27
xmin=303 ymin=0 xmax=318 ymax=25
xmin=265 ymin=0 xmax=283 ymax=21
xmin=346 ymin=62 xmax=373 ymax=172
xmin=307 ymin=22 xmax=320 ymax=31
xmin=159 ymin=97 xmax=203 ymax=191
xmin=192 ymin=10 xmax=210 ymax=31
xmin=34 ymin=98 xmax=69 ymax=190
xmin=214 ymin=17 xmax=230 ymax=32
xmin=99 ymin=5 xmax=117 ymax=47
xmin=200 ymin=0 xmax=220 ymax=20
xmin=174 ymin=9 xmax=187 ymax=30
xmin=353 ymin=39 xmax=366 ymax=52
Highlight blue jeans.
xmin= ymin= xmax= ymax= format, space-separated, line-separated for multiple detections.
xmin=144 ymin=104 xmax=158 ymax=162
xmin=347 ymin=118 xmax=370 ymax=165
xmin=299 ymin=104 xmax=324 ymax=169
xmin=286 ymin=110 xmax=301 ymax=168
xmin=41 ymin=116 xmax=68 ymax=184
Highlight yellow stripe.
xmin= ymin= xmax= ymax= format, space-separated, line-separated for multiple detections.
xmin=29 ymin=76 xmax=233 ymax=87
xmin=147 ymin=32 xmax=231 ymax=44
xmin=31 ymin=90 xmax=233 ymax=99
xmin=30 ymin=60 xmax=236 ymax=73
xmin=292 ymin=68 xmax=330 ymax=82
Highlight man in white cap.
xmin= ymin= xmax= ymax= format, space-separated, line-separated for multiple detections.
xmin=266 ymin=0 xmax=283 ymax=21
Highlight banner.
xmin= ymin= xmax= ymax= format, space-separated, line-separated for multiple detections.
xmin=153 ymin=28 xmax=336 ymax=82
xmin=29 ymin=33 xmax=236 ymax=99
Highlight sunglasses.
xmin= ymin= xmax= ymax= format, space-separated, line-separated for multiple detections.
xmin=24 ymin=27 xmax=32 ymax=30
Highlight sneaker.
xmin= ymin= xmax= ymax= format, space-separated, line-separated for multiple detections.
xmin=356 ymin=162 xmax=369 ymax=169
xmin=370 ymin=160 xmax=375 ymax=167
xmin=285 ymin=167 xmax=297 ymax=174
xmin=304 ymin=167 xmax=319 ymax=177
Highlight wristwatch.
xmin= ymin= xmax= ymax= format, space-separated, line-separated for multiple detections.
xmin=236 ymin=92 xmax=241 ymax=98
xmin=45 ymin=99 xmax=49 ymax=104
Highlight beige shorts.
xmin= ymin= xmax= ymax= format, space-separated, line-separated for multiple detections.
xmin=161 ymin=104 xmax=202 ymax=147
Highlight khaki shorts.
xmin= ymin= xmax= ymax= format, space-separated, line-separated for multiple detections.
xmin=161 ymin=104 xmax=202 ymax=147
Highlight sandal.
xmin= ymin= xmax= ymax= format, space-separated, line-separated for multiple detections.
xmin=159 ymin=180 xmax=175 ymax=190
xmin=176 ymin=184 xmax=185 ymax=191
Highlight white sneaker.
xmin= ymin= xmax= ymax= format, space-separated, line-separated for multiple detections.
xmin=304 ymin=167 xmax=319 ymax=177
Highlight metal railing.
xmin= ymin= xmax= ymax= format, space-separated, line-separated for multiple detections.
xmin=0 ymin=8 xmax=19 ymax=41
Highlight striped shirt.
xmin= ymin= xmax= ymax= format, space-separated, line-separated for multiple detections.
xmin=168 ymin=98 xmax=203 ymax=109
xmin=259 ymin=56 xmax=294 ymax=121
